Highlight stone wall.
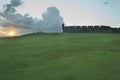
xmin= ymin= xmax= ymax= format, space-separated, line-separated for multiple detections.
xmin=63 ymin=25 xmax=120 ymax=33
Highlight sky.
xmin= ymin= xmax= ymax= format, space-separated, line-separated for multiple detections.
xmin=0 ymin=0 xmax=120 ymax=27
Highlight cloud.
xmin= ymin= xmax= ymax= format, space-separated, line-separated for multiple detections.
xmin=0 ymin=0 xmax=64 ymax=35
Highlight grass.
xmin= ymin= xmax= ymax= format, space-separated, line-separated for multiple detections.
xmin=0 ymin=33 xmax=120 ymax=80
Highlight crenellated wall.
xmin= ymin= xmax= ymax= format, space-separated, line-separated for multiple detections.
xmin=62 ymin=25 xmax=120 ymax=33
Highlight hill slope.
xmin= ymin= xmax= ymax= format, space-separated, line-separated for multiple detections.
xmin=0 ymin=33 xmax=120 ymax=80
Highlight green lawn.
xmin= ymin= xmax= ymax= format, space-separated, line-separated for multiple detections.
xmin=0 ymin=33 xmax=120 ymax=80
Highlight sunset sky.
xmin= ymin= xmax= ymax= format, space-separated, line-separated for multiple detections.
xmin=0 ymin=0 xmax=120 ymax=27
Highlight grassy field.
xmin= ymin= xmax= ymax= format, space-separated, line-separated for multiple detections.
xmin=0 ymin=33 xmax=120 ymax=80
